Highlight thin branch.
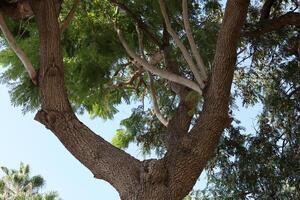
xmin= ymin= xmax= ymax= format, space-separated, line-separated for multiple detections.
xmin=158 ymin=0 xmax=205 ymax=89
xmin=135 ymin=23 xmax=169 ymax=127
xmin=182 ymin=0 xmax=207 ymax=81
xmin=148 ymin=72 xmax=169 ymax=127
xmin=110 ymin=69 xmax=143 ymax=89
xmin=109 ymin=0 xmax=161 ymax=46
xmin=0 ymin=12 xmax=37 ymax=85
xmin=60 ymin=0 xmax=81 ymax=33
xmin=115 ymin=26 xmax=203 ymax=94
xmin=135 ymin=23 xmax=145 ymax=58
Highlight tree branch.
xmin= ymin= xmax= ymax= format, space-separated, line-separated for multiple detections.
xmin=109 ymin=0 xmax=161 ymax=46
xmin=182 ymin=0 xmax=208 ymax=81
xmin=60 ymin=0 xmax=80 ymax=33
xmin=0 ymin=12 xmax=37 ymax=85
xmin=0 ymin=0 xmax=33 ymax=19
xmin=110 ymin=68 xmax=143 ymax=89
xmin=158 ymin=0 xmax=205 ymax=89
xmin=244 ymin=12 xmax=300 ymax=37
xmin=260 ymin=0 xmax=275 ymax=21
xmin=115 ymin=26 xmax=203 ymax=94
xmin=164 ymin=1 xmax=250 ymax=198
xmin=135 ymin=23 xmax=169 ymax=126
xmin=148 ymin=72 xmax=169 ymax=127
xmin=29 ymin=1 xmax=141 ymax=197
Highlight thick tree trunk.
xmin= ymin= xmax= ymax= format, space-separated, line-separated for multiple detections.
xmin=27 ymin=0 xmax=249 ymax=199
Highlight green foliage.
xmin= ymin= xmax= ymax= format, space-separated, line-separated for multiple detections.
xmin=0 ymin=163 xmax=60 ymax=200
xmin=200 ymin=1 xmax=300 ymax=198
xmin=112 ymin=128 xmax=134 ymax=149
xmin=0 ymin=17 xmax=40 ymax=113
xmin=184 ymin=190 xmax=201 ymax=200
xmin=1 ymin=1 xmax=299 ymax=197
xmin=0 ymin=0 xmax=221 ymax=134
xmin=116 ymin=105 xmax=167 ymax=156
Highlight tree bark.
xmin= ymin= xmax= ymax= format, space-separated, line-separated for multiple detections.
xmin=164 ymin=1 xmax=250 ymax=199
xmin=29 ymin=0 xmax=142 ymax=198
xmin=27 ymin=0 xmax=249 ymax=199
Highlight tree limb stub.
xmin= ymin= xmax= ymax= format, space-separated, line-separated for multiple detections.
xmin=0 ymin=12 xmax=37 ymax=85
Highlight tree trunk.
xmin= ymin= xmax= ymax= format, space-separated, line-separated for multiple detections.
xmin=26 ymin=0 xmax=250 ymax=199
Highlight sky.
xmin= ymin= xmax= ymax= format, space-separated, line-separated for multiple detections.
xmin=0 ymin=80 xmax=262 ymax=200
xmin=0 ymin=1 xmax=262 ymax=199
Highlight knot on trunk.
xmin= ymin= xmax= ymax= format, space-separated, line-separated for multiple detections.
xmin=140 ymin=159 xmax=167 ymax=185
xmin=35 ymin=109 xmax=73 ymax=130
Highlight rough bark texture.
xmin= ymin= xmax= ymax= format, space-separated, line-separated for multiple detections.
xmin=164 ymin=1 xmax=250 ymax=199
xmin=0 ymin=0 xmax=33 ymax=19
xmin=29 ymin=0 xmax=141 ymax=198
xmin=25 ymin=0 xmax=249 ymax=199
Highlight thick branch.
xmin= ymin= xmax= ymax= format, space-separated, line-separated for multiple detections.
xmin=0 ymin=12 xmax=37 ymax=84
xmin=182 ymin=0 xmax=208 ymax=81
xmin=164 ymin=1 xmax=250 ymax=199
xmin=29 ymin=1 xmax=141 ymax=197
xmin=115 ymin=27 xmax=203 ymax=94
xmin=60 ymin=0 xmax=80 ymax=33
xmin=158 ymin=0 xmax=205 ymax=89
xmin=245 ymin=12 xmax=300 ymax=37
xmin=0 ymin=0 xmax=33 ymax=19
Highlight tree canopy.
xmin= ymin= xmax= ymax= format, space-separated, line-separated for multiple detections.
xmin=0 ymin=163 xmax=60 ymax=200
xmin=0 ymin=0 xmax=299 ymax=199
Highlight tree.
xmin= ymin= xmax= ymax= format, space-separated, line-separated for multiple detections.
xmin=0 ymin=0 xmax=298 ymax=199
xmin=0 ymin=162 xmax=60 ymax=200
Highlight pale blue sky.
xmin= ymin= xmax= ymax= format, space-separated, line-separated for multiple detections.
xmin=0 ymin=82 xmax=139 ymax=200
xmin=0 ymin=1 xmax=262 ymax=197
xmin=0 ymin=80 xmax=261 ymax=199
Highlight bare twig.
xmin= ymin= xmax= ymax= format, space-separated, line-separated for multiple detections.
xmin=0 ymin=13 xmax=37 ymax=85
xmin=115 ymin=26 xmax=203 ymax=94
xmin=182 ymin=0 xmax=207 ymax=81
xmin=158 ymin=0 xmax=205 ymax=89
xmin=60 ymin=0 xmax=81 ymax=33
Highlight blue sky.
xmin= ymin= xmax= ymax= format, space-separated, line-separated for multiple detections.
xmin=0 ymin=80 xmax=152 ymax=199
xmin=0 ymin=81 xmax=262 ymax=199
xmin=0 ymin=1 xmax=261 ymax=197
